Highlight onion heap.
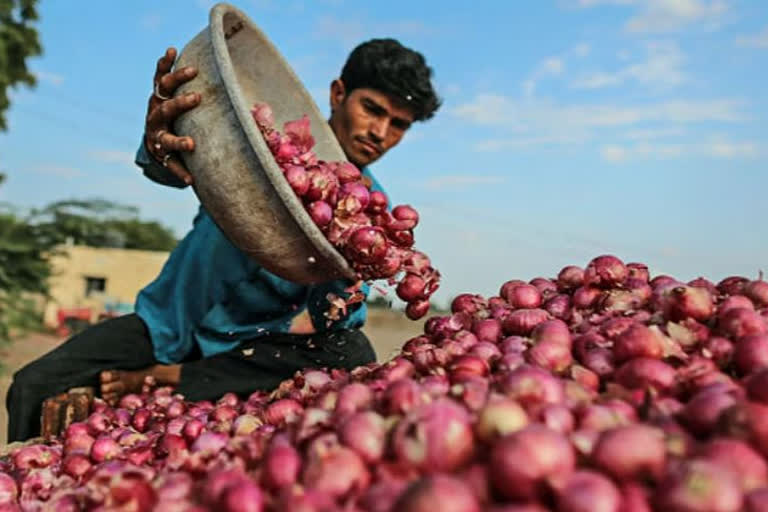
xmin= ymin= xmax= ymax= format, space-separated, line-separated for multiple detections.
xmin=250 ymin=103 xmax=440 ymax=320
xmin=3 ymin=254 xmax=768 ymax=510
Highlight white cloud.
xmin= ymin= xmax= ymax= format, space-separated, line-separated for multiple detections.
xmin=600 ymin=137 xmax=759 ymax=162
xmin=736 ymin=26 xmax=768 ymax=48
xmin=34 ymin=70 xmax=64 ymax=86
xmin=87 ymin=150 xmax=135 ymax=167
xmin=523 ymin=56 xmax=565 ymax=97
xmin=623 ymin=126 xmax=686 ymax=139
xmin=572 ymin=41 xmax=686 ymax=90
xmin=453 ymin=94 xmax=746 ymax=127
xmin=574 ymin=0 xmax=729 ymax=33
xmin=422 ymin=175 xmax=506 ymax=190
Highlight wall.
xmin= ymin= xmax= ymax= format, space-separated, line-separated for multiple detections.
xmin=42 ymin=245 xmax=170 ymax=326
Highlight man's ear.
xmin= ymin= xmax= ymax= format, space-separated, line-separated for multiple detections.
xmin=330 ymin=79 xmax=346 ymax=112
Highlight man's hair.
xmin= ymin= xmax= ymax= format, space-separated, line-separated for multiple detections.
xmin=340 ymin=38 xmax=441 ymax=122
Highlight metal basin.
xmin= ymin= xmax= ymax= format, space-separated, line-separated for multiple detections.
xmin=174 ymin=2 xmax=355 ymax=284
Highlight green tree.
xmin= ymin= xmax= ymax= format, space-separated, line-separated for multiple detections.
xmin=35 ymin=199 xmax=178 ymax=251
xmin=0 ymin=173 xmax=57 ymax=343
xmin=0 ymin=0 xmax=42 ymax=131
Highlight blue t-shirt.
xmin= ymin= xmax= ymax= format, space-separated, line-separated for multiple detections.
xmin=133 ymin=143 xmax=380 ymax=364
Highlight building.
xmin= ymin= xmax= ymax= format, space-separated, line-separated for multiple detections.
xmin=42 ymin=245 xmax=170 ymax=329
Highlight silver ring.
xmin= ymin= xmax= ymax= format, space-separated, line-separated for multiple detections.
xmin=154 ymin=129 xmax=167 ymax=151
xmin=154 ymin=81 xmax=171 ymax=101
xmin=162 ymin=154 xmax=172 ymax=167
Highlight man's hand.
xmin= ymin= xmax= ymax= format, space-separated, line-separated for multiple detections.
xmin=145 ymin=47 xmax=202 ymax=185
xmin=289 ymin=309 xmax=316 ymax=334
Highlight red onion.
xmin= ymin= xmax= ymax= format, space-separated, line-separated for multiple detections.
xmin=504 ymin=284 xmax=542 ymax=309
xmin=451 ymin=293 xmax=487 ymax=315
xmin=527 ymin=338 xmax=573 ymax=373
xmin=613 ymin=323 xmax=663 ymax=362
xmin=382 ymin=378 xmax=426 ymax=416
xmin=699 ymin=438 xmax=768 ymax=491
xmin=190 ymin=431 xmax=228 ymax=457
xmin=307 ymin=200 xmax=333 ymax=227
xmin=396 ymin=273 xmax=426 ymax=302
xmin=406 ymin=299 xmax=431 ymax=320
xmin=656 ymin=459 xmax=743 ymax=512
xmin=334 ymin=161 xmax=361 ymax=183
xmin=581 ymin=348 xmax=615 ymax=378
xmin=262 ymin=442 xmax=301 ymax=490
xmin=450 ymin=354 xmax=490 ymax=382
xmin=591 ymin=425 xmax=666 ymax=481
xmin=220 ymin=480 xmax=264 ymax=512
xmin=90 ymin=437 xmax=121 ymax=463
xmin=264 ymin=398 xmax=303 ymax=426
xmin=720 ymin=307 xmax=767 ymax=339
xmin=475 ymin=398 xmax=529 ymax=442
xmin=302 ymin=446 xmax=370 ymax=498
xmin=543 ymin=293 xmax=572 ymax=320
xmin=614 ymin=357 xmax=676 ymax=392
xmin=391 ymin=204 xmax=419 ymax=229
xmin=734 ymin=334 xmax=768 ymax=375
xmin=502 ymin=308 xmax=551 ymax=336
xmin=182 ymin=418 xmax=205 ymax=443
xmin=584 ymin=255 xmax=628 ymax=289
xmin=572 ymin=286 xmax=602 ymax=309
xmin=338 ymin=411 xmax=386 ymax=463
xmin=366 ymin=190 xmax=388 ymax=214
xmin=665 ymin=285 xmax=715 ymax=322
xmin=719 ymin=276 xmax=749 ymax=295
xmin=283 ymin=164 xmax=310 ymax=196
xmin=681 ymin=387 xmax=738 ymax=436
xmin=304 ymin=166 xmax=338 ymax=202
xmin=358 ymin=478 xmax=410 ymax=512
xmin=490 ymin=424 xmax=575 ymax=500
xmin=539 ymin=404 xmax=574 ymax=434
xmin=531 ymin=319 xmax=571 ymax=346
xmin=394 ymin=475 xmax=481 ymax=512
xmin=747 ymin=369 xmax=768 ymax=404
xmin=335 ymin=382 xmax=373 ymax=418
xmin=472 ymin=318 xmax=503 ymax=343
xmin=500 ymin=365 xmax=565 ymax=409
xmin=392 ymin=398 xmax=475 ymax=472
xmin=556 ymin=470 xmax=622 ymax=512
xmin=61 ymin=454 xmax=91 ymax=480
xmin=558 ymin=265 xmax=585 ymax=290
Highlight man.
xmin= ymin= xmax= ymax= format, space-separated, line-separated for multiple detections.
xmin=6 ymin=38 xmax=440 ymax=442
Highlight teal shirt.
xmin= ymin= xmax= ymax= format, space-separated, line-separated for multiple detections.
xmin=134 ymin=143 xmax=379 ymax=364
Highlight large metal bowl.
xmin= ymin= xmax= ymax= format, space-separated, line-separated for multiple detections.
xmin=173 ymin=2 xmax=356 ymax=284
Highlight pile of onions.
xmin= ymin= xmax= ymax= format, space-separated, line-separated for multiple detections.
xmin=4 ymin=254 xmax=768 ymax=511
xmin=250 ymin=103 xmax=440 ymax=320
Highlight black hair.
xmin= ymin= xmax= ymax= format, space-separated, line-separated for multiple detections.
xmin=340 ymin=38 xmax=441 ymax=122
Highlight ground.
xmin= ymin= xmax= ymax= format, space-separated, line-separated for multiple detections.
xmin=0 ymin=307 xmax=423 ymax=446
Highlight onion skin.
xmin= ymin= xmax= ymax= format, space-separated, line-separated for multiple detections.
xmin=655 ymin=459 xmax=743 ymax=512
xmin=394 ymin=474 xmax=481 ymax=512
xmin=556 ymin=470 xmax=622 ymax=512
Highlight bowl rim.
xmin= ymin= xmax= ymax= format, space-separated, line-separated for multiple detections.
xmin=209 ymin=2 xmax=357 ymax=282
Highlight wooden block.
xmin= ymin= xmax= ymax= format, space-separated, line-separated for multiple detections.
xmin=40 ymin=397 xmax=64 ymax=440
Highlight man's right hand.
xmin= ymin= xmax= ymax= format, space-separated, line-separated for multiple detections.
xmin=145 ymin=47 xmax=202 ymax=185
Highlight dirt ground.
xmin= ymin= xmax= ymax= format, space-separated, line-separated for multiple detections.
xmin=0 ymin=307 xmax=422 ymax=446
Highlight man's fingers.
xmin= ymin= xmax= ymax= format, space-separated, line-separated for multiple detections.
xmin=158 ymin=132 xmax=195 ymax=153
xmin=147 ymin=93 xmax=201 ymax=129
xmin=153 ymin=47 xmax=177 ymax=89
xmin=164 ymin=155 xmax=194 ymax=185
xmin=159 ymin=66 xmax=198 ymax=98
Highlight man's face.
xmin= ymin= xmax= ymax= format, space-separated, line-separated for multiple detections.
xmin=328 ymin=80 xmax=415 ymax=169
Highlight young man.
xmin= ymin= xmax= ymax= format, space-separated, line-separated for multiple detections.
xmin=6 ymin=38 xmax=440 ymax=442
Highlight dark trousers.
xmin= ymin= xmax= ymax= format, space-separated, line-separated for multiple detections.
xmin=6 ymin=314 xmax=376 ymax=442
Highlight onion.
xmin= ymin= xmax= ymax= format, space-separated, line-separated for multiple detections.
xmin=531 ymin=319 xmax=571 ymax=347
xmin=702 ymin=336 xmax=734 ymax=367
xmin=584 ymin=255 xmax=628 ymax=289
xmin=472 ymin=318 xmax=503 ymax=343
xmin=591 ymin=425 xmax=666 ymax=481
xmin=502 ymin=308 xmax=551 ymax=336
xmin=450 ymin=354 xmax=490 ymax=382
xmin=543 ymin=294 xmax=572 ymax=320
xmin=556 ymin=470 xmax=622 ymax=512
xmin=283 ymin=164 xmax=310 ymax=196
xmin=572 ymin=286 xmax=602 ymax=309
xmin=557 ymin=265 xmax=585 ymax=290
xmin=746 ymin=488 xmax=768 ymax=512
xmin=391 ymin=398 xmax=475 ymax=472
xmin=366 ymin=189 xmax=388 ymax=214
xmin=734 ymin=334 xmax=768 ymax=375
xmin=627 ymin=262 xmax=650 ymax=281
xmin=338 ymin=411 xmax=386 ymax=463
xmin=747 ymin=369 xmax=768 ymax=404
xmin=614 ymin=357 xmax=676 ymax=392
xmin=718 ymin=276 xmax=749 ymax=296
xmin=699 ymin=438 xmax=768 ymax=491
xmin=500 ymin=365 xmax=565 ymax=409
xmin=392 ymin=204 xmax=419 ymax=229
xmin=475 ymin=398 xmax=529 ymax=442
xmin=382 ymin=378 xmax=427 ymax=416
xmin=220 ymin=480 xmax=264 ymax=512
xmin=664 ymin=285 xmax=715 ymax=322
xmin=406 ymin=300 xmax=431 ymax=320
xmin=335 ymin=382 xmax=374 ymax=418
xmin=656 ymin=459 xmax=743 ymax=512
xmin=262 ymin=442 xmax=301 ymax=490
xmin=468 ymin=341 xmax=502 ymax=363
xmin=613 ymin=323 xmax=663 ymax=362
xmin=264 ymin=399 xmax=303 ymax=426
xmin=681 ymin=387 xmax=738 ymax=436
xmin=719 ymin=308 xmax=767 ymax=339
xmin=745 ymin=280 xmax=768 ymax=308
xmin=527 ymin=338 xmax=573 ymax=373
xmin=451 ymin=294 xmax=488 ymax=316
xmin=396 ymin=273 xmax=426 ymax=302
xmin=504 ymin=284 xmax=542 ymax=309
xmin=61 ymin=454 xmax=91 ymax=480
xmin=489 ymin=424 xmax=575 ymax=500
xmin=394 ymin=475 xmax=481 ymax=512
xmin=90 ymin=437 xmax=121 ymax=463
xmin=307 ymin=201 xmax=333 ymax=227
xmin=539 ymin=404 xmax=575 ymax=434
xmin=302 ymin=446 xmax=370 ymax=498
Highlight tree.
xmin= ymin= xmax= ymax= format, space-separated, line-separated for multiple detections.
xmin=34 ymin=199 xmax=178 ymax=251
xmin=0 ymin=0 xmax=42 ymax=131
xmin=0 ymin=173 xmax=57 ymax=343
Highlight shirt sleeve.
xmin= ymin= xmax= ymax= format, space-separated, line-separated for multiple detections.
xmin=135 ymin=136 xmax=189 ymax=189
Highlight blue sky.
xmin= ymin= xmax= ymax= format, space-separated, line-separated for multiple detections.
xmin=0 ymin=0 xmax=766 ymax=307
